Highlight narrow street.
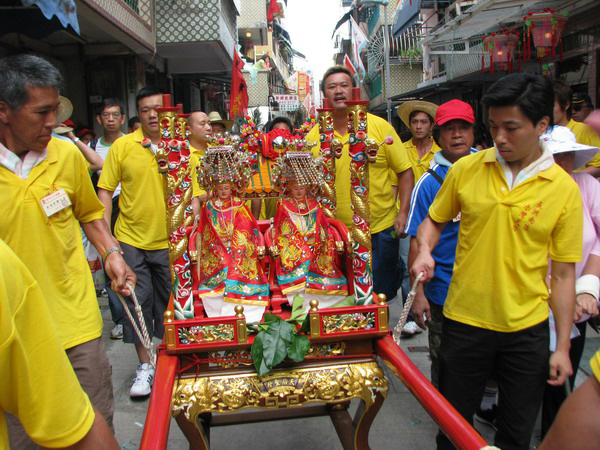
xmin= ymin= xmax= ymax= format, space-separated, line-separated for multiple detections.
xmin=99 ymin=294 xmax=599 ymax=449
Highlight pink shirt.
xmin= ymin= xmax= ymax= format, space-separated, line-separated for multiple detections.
xmin=573 ymin=172 xmax=600 ymax=277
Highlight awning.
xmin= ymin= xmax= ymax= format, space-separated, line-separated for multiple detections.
xmin=21 ymin=0 xmax=80 ymax=34
xmin=392 ymin=0 xmax=421 ymax=38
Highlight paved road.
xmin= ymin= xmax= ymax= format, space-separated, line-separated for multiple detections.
xmin=99 ymin=295 xmax=598 ymax=449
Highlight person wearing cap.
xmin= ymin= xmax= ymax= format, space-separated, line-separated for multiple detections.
xmin=207 ymin=110 xmax=233 ymax=136
xmin=553 ymin=80 xmax=600 ymax=177
xmin=0 ymin=54 xmax=135 ymax=442
xmin=306 ymin=66 xmax=414 ymax=304
xmin=541 ymin=125 xmax=600 ymax=437
xmin=571 ymin=91 xmax=594 ymax=123
xmin=412 ymin=73 xmax=582 ymax=449
xmin=405 ymin=99 xmax=477 ymax=388
xmin=188 ymin=110 xmax=212 ymax=219
xmin=396 ymin=100 xmax=440 ymax=183
xmin=77 ymin=127 xmax=96 ymax=145
xmin=98 ymin=86 xmax=171 ymax=398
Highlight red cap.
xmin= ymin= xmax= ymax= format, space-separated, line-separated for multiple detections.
xmin=77 ymin=128 xmax=96 ymax=138
xmin=435 ymin=99 xmax=475 ymax=125
xmin=62 ymin=119 xmax=75 ymax=127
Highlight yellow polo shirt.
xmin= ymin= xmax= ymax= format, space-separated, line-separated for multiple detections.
xmin=190 ymin=145 xmax=207 ymax=198
xmin=405 ymin=137 xmax=441 ymax=183
xmin=429 ymin=148 xmax=583 ymax=332
xmin=0 ymin=138 xmax=105 ymax=349
xmin=98 ymin=128 xmax=168 ymax=250
xmin=592 ymin=350 xmax=600 ymax=383
xmin=568 ymin=119 xmax=600 ymax=168
xmin=0 ymin=239 xmax=94 ymax=448
xmin=307 ymin=113 xmax=412 ymax=233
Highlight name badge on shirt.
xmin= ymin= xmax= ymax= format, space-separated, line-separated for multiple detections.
xmin=40 ymin=188 xmax=71 ymax=217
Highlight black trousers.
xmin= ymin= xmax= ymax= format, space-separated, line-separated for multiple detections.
xmin=436 ymin=318 xmax=549 ymax=450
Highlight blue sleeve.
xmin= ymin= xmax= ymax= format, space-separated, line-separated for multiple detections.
xmin=405 ymin=174 xmax=435 ymax=236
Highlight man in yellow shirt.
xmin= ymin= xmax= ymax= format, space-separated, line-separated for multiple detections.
xmin=98 ymin=87 xmax=171 ymax=398
xmin=189 ymin=110 xmax=212 ymax=219
xmin=0 ymin=55 xmax=135 ymax=443
xmin=396 ymin=100 xmax=440 ymax=183
xmin=0 ymin=239 xmax=118 ymax=449
xmin=412 ymin=73 xmax=582 ymax=449
xmin=306 ymin=66 xmax=414 ymax=302
xmin=553 ymin=80 xmax=600 ymax=177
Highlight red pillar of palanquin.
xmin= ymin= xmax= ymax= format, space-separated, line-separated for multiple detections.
xmin=317 ymin=98 xmax=339 ymax=219
xmin=345 ymin=88 xmax=375 ymax=305
xmin=153 ymin=94 xmax=195 ymax=319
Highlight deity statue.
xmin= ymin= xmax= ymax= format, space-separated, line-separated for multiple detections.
xmin=195 ymin=137 xmax=269 ymax=323
xmin=270 ymin=140 xmax=349 ymax=312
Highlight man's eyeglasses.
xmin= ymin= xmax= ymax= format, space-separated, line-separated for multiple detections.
xmin=100 ymin=112 xmax=122 ymax=118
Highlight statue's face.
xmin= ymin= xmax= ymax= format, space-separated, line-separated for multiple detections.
xmin=289 ymin=182 xmax=307 ymax=200
xmin=214 ymin=182 xmax=232 ymax=200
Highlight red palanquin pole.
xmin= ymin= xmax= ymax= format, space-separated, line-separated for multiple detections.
xmin=154 ymin=94 xmax=195 ymax=318
xmin=346 ymin=88 xmax=374 ymax=304
xmin=317 ymin=98 xmax=339 ymax=219
xmin=376 ymin=335 xmax=488 ymax=449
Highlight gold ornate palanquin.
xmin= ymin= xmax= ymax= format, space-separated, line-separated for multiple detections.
xmin=141 ymin=96 xmax=488 ymax=450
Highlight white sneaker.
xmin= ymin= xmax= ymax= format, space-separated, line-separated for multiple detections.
xmin=130 ymin=363 xmax=155 ymax=398
xmin=401 ymin=321 xmax=423 ymax=336
xmin=110 ymin=324 xmax=123 ymax=339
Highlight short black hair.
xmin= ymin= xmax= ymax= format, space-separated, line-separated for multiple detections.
xmin=128 ymin=116 xmax=140 ymax=128
xmin=408 ymin=110 xmax=434 ymax=124
xmin=482 ymin=72 xmax=554 ymax=127
xmin=98 ymin=97 xmax=125 ymax=116
xmin=553 ymin=80 xmax=572 ymax=113
xmin=135 ymin=86 xmax=164 ymax=112
xmin=266 ymin=116 xmax=293 ymax=132
xmin=320 ymin=65 xmax=357 ymax=93
xmin=0 ymin=54 xmax=62 ymax=111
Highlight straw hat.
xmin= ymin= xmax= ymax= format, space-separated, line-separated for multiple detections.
xmin=541 ymin=126 xmax=599 ymax=169
xmin=54 ymin=96 xmax=74 ymax=133
xmin=396 ymin=100 xmax=438 ymax=128
xmin=54 ymin=119 xmax=75 ymax=135
xmin=207 ymin=111 xmax=234 ymax=131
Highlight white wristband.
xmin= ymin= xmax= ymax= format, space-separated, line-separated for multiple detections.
xmin=73 ymin=137 xmax=80 ymax=143
xmin=575 ymin=274 xmax=599 ymax=300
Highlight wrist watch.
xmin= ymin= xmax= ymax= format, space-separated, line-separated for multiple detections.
xmin=103 ymin=246 xmax=123 ymax=264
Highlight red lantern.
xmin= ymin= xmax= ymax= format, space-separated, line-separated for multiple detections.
xmin=525 ymin=9 xmax=568 ymax=59
xmin=482 ymin=32 xmax=519 ymax=74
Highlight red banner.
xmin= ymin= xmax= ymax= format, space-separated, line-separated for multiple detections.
xmin=229 ymin=51 xmax=248 ymax=119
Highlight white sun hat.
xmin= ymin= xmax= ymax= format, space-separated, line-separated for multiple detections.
xmin=541 ymin=125 xmax=599 ymax=169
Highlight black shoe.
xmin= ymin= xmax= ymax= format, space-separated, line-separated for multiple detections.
xmin=474 ymin=405 xmax=497 ymax=431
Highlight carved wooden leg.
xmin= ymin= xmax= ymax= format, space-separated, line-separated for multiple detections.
xmin=175 ymin=412 xmax=211 ymax=450
xmin=328 ymin=401 xmax=354 ymax=450
xmin=352 ymin=392 xmax=385 ymax=450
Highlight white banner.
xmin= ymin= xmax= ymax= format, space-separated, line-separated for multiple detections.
xmin=273 ymin=94 xmax=300 ymax=112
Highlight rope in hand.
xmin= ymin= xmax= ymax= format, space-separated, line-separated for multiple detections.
xmin=115 ymin=282 xmax=156 ymax=367
xmin=393 ymin=272 xmax=424 ymax=345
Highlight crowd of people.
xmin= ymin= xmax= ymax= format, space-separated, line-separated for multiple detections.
xmin=0 ymin=53 xmax=599 ymax=449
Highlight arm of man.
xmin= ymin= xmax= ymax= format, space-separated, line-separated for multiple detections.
xmin=575 ymin=252 xmax=600 ymax=320
xmin=66 ymin=131 xmax=104 ymax=172
xmin=409 ymin=236 xmax=430 ymax=329
xmin=394 ymin=168 xmax=414 ymax=236
xmin=548 ymin=260 xmax=576 ymax=386
xmin=97 ymin=188 xmax=114 ymax=230
xmin=63 ymin=406 xmax=119 ymax=450
xmin=411 ymin=215 xmax=446 ymax=282
xmin=81 ymin=219 xmax=135 ymax=296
